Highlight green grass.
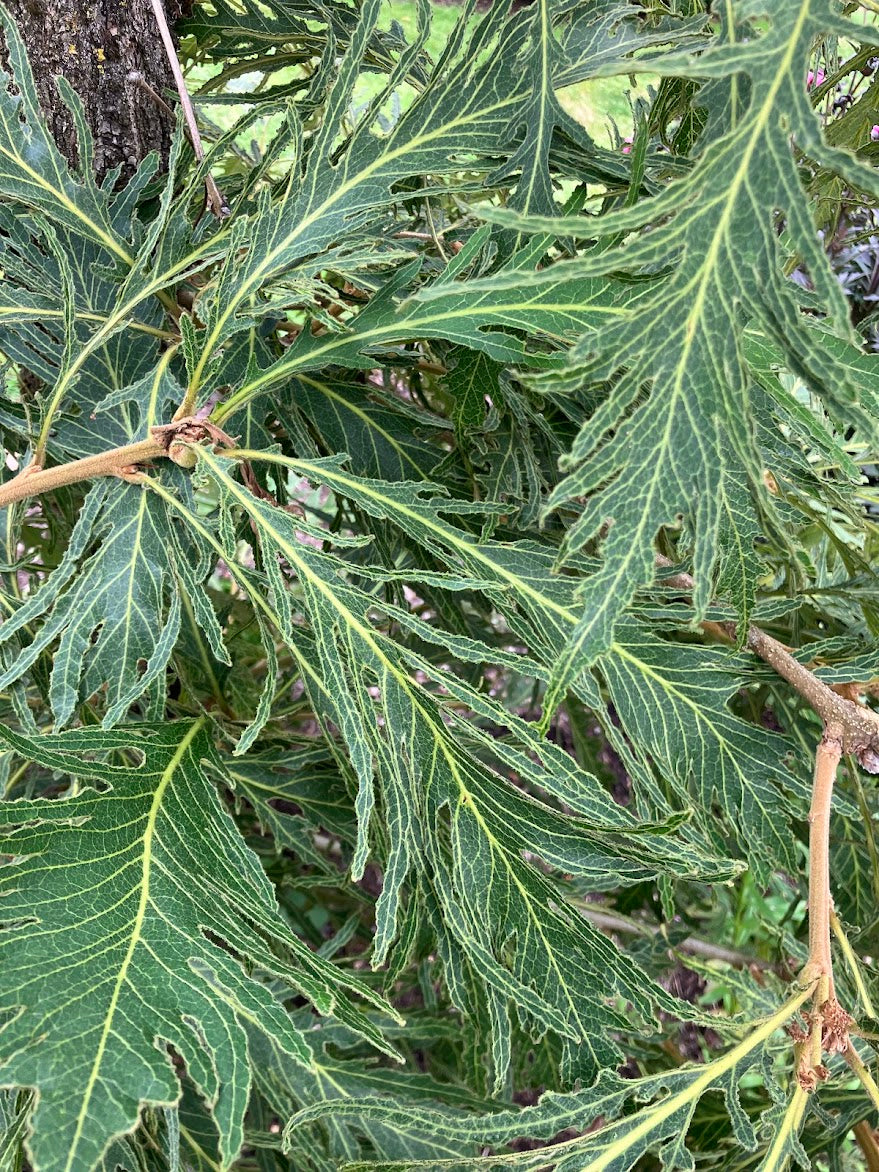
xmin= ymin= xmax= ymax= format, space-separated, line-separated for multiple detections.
xmin=383 ymin=0 xmax=646 ymax=145
xmin=561 ymin=76 xmax=654 ymax=144
xmin=386 ymin=0 xmax=461 ymax=49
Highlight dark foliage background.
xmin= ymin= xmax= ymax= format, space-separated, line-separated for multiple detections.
xmin=2 ymin=1 xmax=879 ymax=1169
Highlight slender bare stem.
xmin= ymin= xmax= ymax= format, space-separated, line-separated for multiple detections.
xmin=0 ymin=416 xmax=231 ymax=511
xmin=656 ymin=556 xmax=879 ymax=763
xmin=745 ymin=627 xmax=879 ymax=757
xmin=656 ymin=554 xmax=879 ymax=1064
xmin=131 ymin=74 xmax=175 ymax=118
xmin=853 ymin=1121 xmax=879 ymax=1172
xmin=802 ymin=729 xmax=842 ymax=996
xmin=148 ymin=0 xmax=228 ymax=217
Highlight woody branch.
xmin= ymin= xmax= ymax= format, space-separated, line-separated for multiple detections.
xmin=657 ymin=556 xmax=879 ymax=1043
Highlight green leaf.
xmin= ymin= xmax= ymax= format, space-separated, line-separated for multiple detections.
xmin=0 ymin=719 xmax=395 ymax=1172
xmin=279 ymin=373 xmax=444 ymax=480
xmin=215 ymin=450 xmax=802 ymax=878
xmin=213 ymin=258 xmax=639 ymax=423
xmin=225 ymin=745 xmax=359 ymax=868
xmin=489 ymin=0 xmax=618 ymax=257
xmin=248 ymin=1018 xmax=502 ymax=1170
xmin=180 ymin=0 xmax=432 ymax=97
xmin=0 ymin=478 xmax=193 ymax=728
xmin=452 ymin=0 xmax=879 ymax=693
xmin=152 ymin=453 xmax=731 ymax=1076
xmin=186 ymin=0 xmax=664 ymax=409
xmin=597 ymin=618 xmax=805 ymax=882
xmin=2 ymin=0 xmax=878 ymax=1164
xmin=0 ymin=211 xmax=171 ymax=461
xmin=285 ymin=988 xmax=812 ymax=1170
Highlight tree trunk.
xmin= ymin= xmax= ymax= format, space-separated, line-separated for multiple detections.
xmin=2 ymin=0 xmax=183 ymax=182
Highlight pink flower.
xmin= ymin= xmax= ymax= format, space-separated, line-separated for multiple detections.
xmin=871 ymin=125 xmax=879 ymax=142
xmin=621 ymin=137 xmax=633 ymax=155
xmin=806 ymin=68 xmax=825 ymax=90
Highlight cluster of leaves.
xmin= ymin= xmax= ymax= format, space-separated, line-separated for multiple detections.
xmin=2 ymin=0 xmax=879 ymax=1168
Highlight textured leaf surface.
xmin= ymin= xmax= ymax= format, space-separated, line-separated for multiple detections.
xmin=0 ymin=478 xmax=194 ymax=728
xmin=213 ymin=257 xmax=641 ymax=422
xmin=185 ymin=0 xmax=663 ymax=409
xmin=457 ymin=0 xmax=879 ymax=704
xmin=157 ymin=453 xmax=731 ymax=1073
xmin=285 ymin=989 xmax=812 ymax=1170
xmin=221 ymin=451 xmax=803 ymax=877
xmin=0 ymin=720 xmax=393 ymax=1172
xmin=0 ymin=0 xmax=877 ymax=1166
xmin=599 ymin=618 xmax=803 ymax=881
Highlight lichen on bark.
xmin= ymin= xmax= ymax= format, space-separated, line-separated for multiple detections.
xmin=1 ymin=0 xmax=185 ymax=181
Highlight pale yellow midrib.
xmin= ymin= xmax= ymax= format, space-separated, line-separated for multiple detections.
xmin=63 ymin=719 xmax=204 ymax=1172
xmin=0 ymin=142 xmax=133 ymax=267
xmin=587 ymin=987 xmax=812 ymax=1172
xmin=189 ymin=93 xmax=521 ymax=396
xmin=203 ymin=453 xmax=581 ymax=1028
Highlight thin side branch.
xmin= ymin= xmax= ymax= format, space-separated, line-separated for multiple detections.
xmin=0 ymin=437 xmax=164 ymax=509
xmin=0 ymin=418 xmax=232 ymax=511
xmin=657 ymin=554 xmax=876 ymax=1068
xmin=745 ymin=626 xmax=879 ymax=765
xmin=801 ymin=728 xmax=842 ymax=997
xmin=148 ymin=0 xmax=229 ymax=218
xmin=656 ymin=556 xmax=879 ymax=766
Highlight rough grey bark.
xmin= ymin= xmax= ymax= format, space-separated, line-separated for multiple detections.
xmin=2 ymin=0 xmax=184 ymax=181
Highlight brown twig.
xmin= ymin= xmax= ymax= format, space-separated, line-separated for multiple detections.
xmin=656 ymin=557 xmax=879 ymax=769
xmin=0 ymin=437 xmax=165 ymax=509
xmin=801 ymin=728 xmax=842 ymax=999
xmin=129 ymin=72 xmax=175 ymax=119
xmin=854 ymin=1121 xmax=879 ymax=1172
xmin=0 ymin=418 xmax=232 ymax=510
xmin=656 ymin=554 xmax=879 ymax=1070
xmin=148 ymin=0 xmax=229 ymax=219
xmin=745 ymin=626 xmax=879 ymax=768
